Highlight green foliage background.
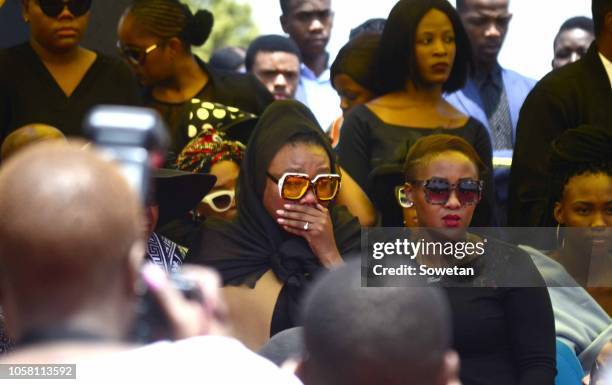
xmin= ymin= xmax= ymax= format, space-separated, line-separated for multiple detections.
xmin=183 ymin=0 xmax=259 ymax=60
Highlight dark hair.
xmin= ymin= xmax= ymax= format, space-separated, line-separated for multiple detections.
xmin=554 ymin=16 xmax=595 ymax=47
xmin=349 ymin=18 xmax=386 ymax=39
xmin=127 ymin=0 xmax=214 ymax=47
xmin=375 ymin=0 xmax=472 ymax=95
xmin=302 ymin=261 xmax=451 ymax=385
xmin=245 ymin=35 xmax=302 ymax=72
xmin=455 ymin=0 xmax=466 ymax=12
xmin=548 ymin=124 xmax=612 ymax=203
xmin=330 ymin=32 xmax=379 ymax=91
xmin=403 ymin=134 xmax=487 ymax=181
xmin=209 ymin=47 xmax=246 ymax=72
xmin=592 ymin=0 xmax=612 ymax=36
xmin=280 ymin=0 xmax=291 ymax=15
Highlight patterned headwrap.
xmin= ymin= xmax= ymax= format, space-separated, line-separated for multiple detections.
xmin=176 ymin=126 xmax=245 ymax=173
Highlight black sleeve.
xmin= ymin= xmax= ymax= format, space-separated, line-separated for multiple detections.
xmin=508 ymin=86 xmax=566 ymax=226
xmin=471 ymin=120 xmax=496 ymax=226
xmin=335 ymin=107 xmax=372 ymax=190
xmin=503 ymin=286 xmax=556 ymax=385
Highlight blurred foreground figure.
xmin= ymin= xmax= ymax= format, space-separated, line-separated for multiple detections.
xmin=299 ymin=261 xmax=461 ymax=385
xmin=0 ymin=142 xmax=301 ymax=384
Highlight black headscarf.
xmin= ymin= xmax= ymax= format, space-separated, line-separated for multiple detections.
xmin=186 ymin=101 xmax=361 ymax=326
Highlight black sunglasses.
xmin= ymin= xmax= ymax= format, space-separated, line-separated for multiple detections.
xmin=410 ymin=177 xmax=483 ymax=206
xmin=37 ymin=0 xmax=92 ymax=18
xmin=116 ymin=41 xmax=160 ymax=66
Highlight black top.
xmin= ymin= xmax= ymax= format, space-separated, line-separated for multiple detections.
xmin=187 ymin=101 xmax=361 ymax=334
xmin=444 ymin=238 xmax=556 ymax=385
xmin=336 ymin=104 xmax=495 ymax=226
xmin=0 ymin=42 xmax=142 ymax=143
xmin=144 ymin=59 xmax=273 ymax=155
xmin=508 ymin=43 xmax=612 ymax=227
xmin=448 ymin=286 xmax=555 ymax=385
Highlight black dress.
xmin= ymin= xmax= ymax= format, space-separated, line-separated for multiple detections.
xmin=0 ymin=42 xmax=142 ymax=143
xmin=144 ymin=59 xmax=273 ymax=155
xmin=336 ymin=104 xmax=496 ymax=226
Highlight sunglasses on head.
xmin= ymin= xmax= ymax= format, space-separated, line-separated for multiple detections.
xmin=409 ymin=177 xmax=483 ymax=206
xmin=267 ymin=172 xmax=341 ymax=202
xmin=36 ymin=0 xmax=92 ymax=18
xmin=116 ymin=41 xmax=159 ymax=66
xmin=202 ymin=189 xmax=235 ymax=213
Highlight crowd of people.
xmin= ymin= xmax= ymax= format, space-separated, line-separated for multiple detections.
xmin=0 ymin=0 xmax=611 ymax=384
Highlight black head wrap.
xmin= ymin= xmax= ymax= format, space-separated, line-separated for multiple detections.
xmin=186 ymin=100 xmax=361 ymax=329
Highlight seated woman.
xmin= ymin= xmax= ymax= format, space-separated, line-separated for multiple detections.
xmin=519 ymin=124 xmax=611 ymax=372
xmin=186 ymin=100 xmax=361 ymax=350
xmin=0 ymin=0 xmax=141 ymax=143
xmin=336 ymin=0 xmax=495 ymax=227
xmin=145 ymin=168 xmax=215 ymax=273
xmin=117 ymin=0 xmax=273 ymax=154
xmin=176 ymin=125 xmax=245 ymax=222
xmin=396 ymin=134 xmax=556 ymax=385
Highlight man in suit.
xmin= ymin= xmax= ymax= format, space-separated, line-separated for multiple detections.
xmin=445 ymin=0 xmax=536 ymax=225
xmin=507 ymin=0 xmax=612 ymax=227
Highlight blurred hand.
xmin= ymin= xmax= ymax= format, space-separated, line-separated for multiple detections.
xmin=142 ymin=263 xmax=229 ymax=340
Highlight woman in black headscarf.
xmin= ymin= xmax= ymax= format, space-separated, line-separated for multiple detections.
xmin=186 ymin=100 xmax=361 ymax=349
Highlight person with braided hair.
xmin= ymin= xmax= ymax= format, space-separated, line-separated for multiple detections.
xmin=518 ymin=124 xmax=612 ymax=376
xmin=117 ymin=0 xmax=273 ymax=154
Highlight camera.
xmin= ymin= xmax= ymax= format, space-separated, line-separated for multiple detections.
xmin=84 ymin=105 xmax=169 ymax=203
xmin=84 ymin=105 xmax=202 ymax=342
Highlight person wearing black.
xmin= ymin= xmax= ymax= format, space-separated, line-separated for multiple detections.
xmin=117 ymin=0 xmax=273 ymax=156
xmin=187 ymin=100 xmax=361 ymax=350
xmin=508 ymin=0 xmax=612 ymax=227
xmin=336 ymin=0 xmax=495 ymax=227
xmin=396 ymin=134 xmax=556 ymax=385
xmin=0 ymin=0 xmax=142 ymax=144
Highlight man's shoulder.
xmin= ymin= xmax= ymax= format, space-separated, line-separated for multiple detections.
xmin=98 ymin=336 xmax=303 ymax=384
xmin=500 ymin=67 xmax=537 ymax=89
xmin=525 ymin=60 xmax=588 ymax=103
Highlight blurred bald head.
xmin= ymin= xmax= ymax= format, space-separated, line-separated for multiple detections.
xmin=1 ymin=124 xmax=66 ymax=161
xmin=0 ymin=142 xmax=144 ymax=339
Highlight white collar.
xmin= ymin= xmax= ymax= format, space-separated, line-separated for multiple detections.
xmin=598 ymin=51 xmax=612 ymax=89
